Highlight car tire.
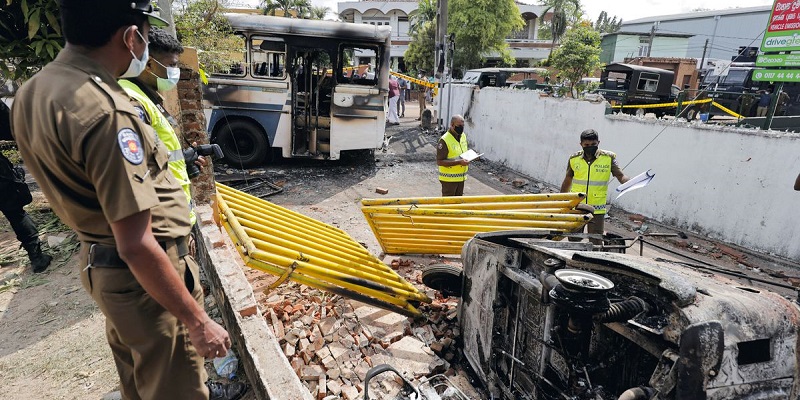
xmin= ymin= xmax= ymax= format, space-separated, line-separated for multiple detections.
xmin=215 ymin=120 xmax=269 ymax=168
xmin=421 ymin=263 xmax=463 ymax=298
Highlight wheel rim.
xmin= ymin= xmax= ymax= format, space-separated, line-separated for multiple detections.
xmin=225 ymin=130 xmax=257 ymax=161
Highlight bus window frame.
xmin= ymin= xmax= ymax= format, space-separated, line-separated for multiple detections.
xmin=211 ymin=34 xmax=248 ymax=78
xmin=250 ymin=35 xmax=287 ymax=80
xmin=338 ymin=42 xmax=381 ymax=85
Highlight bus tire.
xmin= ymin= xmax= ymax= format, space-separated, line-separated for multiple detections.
xmin=215 ymin=120 xmax=269 ymax=168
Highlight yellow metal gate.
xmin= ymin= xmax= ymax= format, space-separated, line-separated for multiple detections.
xmin=361 ymin=193 xmax=591 ymax=255
xmin=216 ymin=184 xmax=431 ymax=317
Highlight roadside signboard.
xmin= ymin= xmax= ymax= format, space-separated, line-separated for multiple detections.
xmin=752 ymin=69 xmax=800 ymax=82
xmin=756 ymin=53 xmax=800 ymax=67
xmin=761 ymin=0 xmax=800 ymax=52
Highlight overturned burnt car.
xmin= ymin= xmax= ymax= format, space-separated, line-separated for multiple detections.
xmin=458 ymin=231 xmax=800 ymax=399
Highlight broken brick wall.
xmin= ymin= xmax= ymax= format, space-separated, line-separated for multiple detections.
xmin=178 ymin=48 xmax=215 ymax=205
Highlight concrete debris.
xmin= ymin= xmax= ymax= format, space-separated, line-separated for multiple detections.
xmin=260 ymin=274 xmax=462 ymax=398
xmin=375 ymin=187 xmax=389 ymax=195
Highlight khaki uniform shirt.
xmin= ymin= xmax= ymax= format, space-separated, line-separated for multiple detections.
xmin=11 ymin=48 xmax=190 ymax=245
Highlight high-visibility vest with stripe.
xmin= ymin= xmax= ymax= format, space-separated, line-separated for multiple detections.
xmin=119 ymin=79 xmax=195 ymax=225
xmin=569 ymin=150 xmax=615 ymax=214
xmin=438 ymin=131 xmax=468 ymax=182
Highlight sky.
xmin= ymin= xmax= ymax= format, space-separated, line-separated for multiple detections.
xmin=228 ymin=0 xmax=775 ymax=22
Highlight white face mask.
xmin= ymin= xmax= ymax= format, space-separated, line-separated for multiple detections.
xmin=150 ymin=58 xmax=181 ymax=91
xmin=120 ymin=28 xmax=149 ymax=79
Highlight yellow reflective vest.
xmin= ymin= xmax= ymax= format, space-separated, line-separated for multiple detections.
xmin=569 ymin=150 xmax=615 ymax=215
xmin=119 ymin=79 xmax=195 ymax=225
xmin=438 ymin=131 xmax=468 ymax=182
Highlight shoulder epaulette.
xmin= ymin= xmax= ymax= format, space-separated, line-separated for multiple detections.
xmin=598 ymin=149 xmax=616 ymax=159
xmin=569 ymin=151 xmax=583 ymax=158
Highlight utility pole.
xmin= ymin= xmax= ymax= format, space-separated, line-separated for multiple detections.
xmin=646 ymin=22 xmax=658 ymax=57
xmin=158 ymin=0 xmax=177 ymax=38
xmin=435 ymin=0 xmax=449 ymax=130
xmin=699 ymin=38 xmax=709 ymax=72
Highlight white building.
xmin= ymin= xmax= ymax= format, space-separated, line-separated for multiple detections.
xmin=337 ymin=0 xmax=552 ymax=70
xmin=621 ymin=6 xmax=771 ymax=63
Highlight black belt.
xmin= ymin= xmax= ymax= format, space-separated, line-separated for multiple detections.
xmin=86 ymin=236 xmax=189 ymax=268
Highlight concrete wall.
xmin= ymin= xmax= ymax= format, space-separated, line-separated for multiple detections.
xmin=443 ymin=84 xmax=800 ymax=260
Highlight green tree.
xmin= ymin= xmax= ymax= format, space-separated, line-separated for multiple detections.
xmin=261 ymin=0 xmax=310 ymax=18
xmin=409 ymin=0 xmax=436 ymax=35
xmin=0 ymin=0 xmax=64 ymax=83
xmin=539 ymin=0 xmax=582 ymax=60
xmin=305 ymin=6 xmax=330 ymax=20
xmin=448 ymin=0 xmax=524 ymax=71
xmin=404 ymin=20 xmax=435 ymax=74
xmin=174 ymin=0 xmax=243 ymax=74
xmin=592 ymin=11 xmax=621 ymax=34
xmin=550 ymin=23 xmax=600 ymax=97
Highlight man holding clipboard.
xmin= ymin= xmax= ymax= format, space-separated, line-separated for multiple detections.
xmin=436 ymin=115 xmax=481 ymax=196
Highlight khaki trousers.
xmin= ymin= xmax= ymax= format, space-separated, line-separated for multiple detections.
xmin=80 ymin=241 xmax=208 ymax=400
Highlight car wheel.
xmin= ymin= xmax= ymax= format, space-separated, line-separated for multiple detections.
xmin=421 ymin=263 xmax=463 ymax=298
xmin=215 ymin=120 xmax=269 ymax=168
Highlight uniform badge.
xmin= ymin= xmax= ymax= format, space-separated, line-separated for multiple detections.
xmin=117 ymin=128 xmax=144 ymax=165
xmin=133 ymin=105 xmax=147 ymax=122
xmin=438 ymin=142 xmax=443 ymax=149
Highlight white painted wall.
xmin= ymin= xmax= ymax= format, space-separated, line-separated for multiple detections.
xmin=444 ymin=84 xmax=800 ymax=260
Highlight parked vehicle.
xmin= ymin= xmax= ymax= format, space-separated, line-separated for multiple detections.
xmin=459 ymin=68 xmax=548 ymax=89
xmin=702 ymin=63 xmax=800 ymax=118
xmin=202 ymin=14 xmax=391 ymax=167
xmin=597 ymin=63 xmax=680 ymax=118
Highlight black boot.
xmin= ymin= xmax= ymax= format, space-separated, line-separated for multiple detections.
xmin=207 ymin=381 xmax=248 ymax=400
xmin=23 ymin=241 xmax=52 ymax=273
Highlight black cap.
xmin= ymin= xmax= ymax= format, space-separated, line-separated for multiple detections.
xmin=61 ymin=0 xmax=168 ymax=27
xmin=128 ymin=1 xmax=169 ymax=27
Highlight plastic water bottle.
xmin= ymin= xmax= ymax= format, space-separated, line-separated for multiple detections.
xmin=213 ymin=350 xmax=239 ymax=379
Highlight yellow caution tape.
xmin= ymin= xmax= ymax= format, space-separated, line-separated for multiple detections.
xmin=710 ymin=101 xmax=744 ymax=119
xmin=610 ymin=97 xmax=744 ymax=119
xmin=390 ymin=70 xmax=438 ymax=97
xmin=611 ymin=98 xmax=711 ymax=109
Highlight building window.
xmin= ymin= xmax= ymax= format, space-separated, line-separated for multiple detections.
xmin=638 ymin=36 xmax=650 ymax=57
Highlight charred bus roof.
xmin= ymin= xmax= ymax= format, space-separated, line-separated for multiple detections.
xmin=224 ymin=13 xmax=392 ymax=43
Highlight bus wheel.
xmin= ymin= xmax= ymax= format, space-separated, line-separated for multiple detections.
xmin=216 ymin=120 xmax=268 ymax=168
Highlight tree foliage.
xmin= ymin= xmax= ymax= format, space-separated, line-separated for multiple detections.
xmin=409 ymin=0 xmax=436 ymax=35
xmin=305 ymin=6 xmax=330 ymax=20
xmin=538 ymin=0 xmax=582 ymax=60
xmin=404 ymin=20 xmax=435 ymax=74
xmin=0 ymin=0 xmax=64 ymax=83
xmin=261 ymin=0 xmax=311 ymax=18
xmin=449 ymin=0 xmax=524 ymax=72
xmin=549 ymin=23 xmax=600 ymax=96
xmin=592 ymin=11 xmax=621 ymax=34
xmin=174 ymin=0 xmax=243 ymax=74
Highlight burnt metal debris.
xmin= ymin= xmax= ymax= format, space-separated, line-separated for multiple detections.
xmin=458 ymin=230 xmax=800 ymax=400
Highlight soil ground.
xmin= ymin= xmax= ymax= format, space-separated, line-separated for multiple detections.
xmin=1 ymin=101 xmax=797 ymax=399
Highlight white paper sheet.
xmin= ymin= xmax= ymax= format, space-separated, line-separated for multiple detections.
xmin=615 ymin=169 xmax=655 ymax=200
xmin=459 ymin=149 xmax=483 ymax=162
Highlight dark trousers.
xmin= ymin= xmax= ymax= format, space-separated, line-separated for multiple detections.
xmin=440 ymin=180 xmax=465 ymax=196
xmin=2 ymin=207 xmax=38 ymax=247
xmin=569 ymin=212 xmax=605 ymax=245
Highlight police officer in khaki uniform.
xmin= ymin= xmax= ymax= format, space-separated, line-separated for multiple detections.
xmin=11 ymin=1 xmax=231 ymax=399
